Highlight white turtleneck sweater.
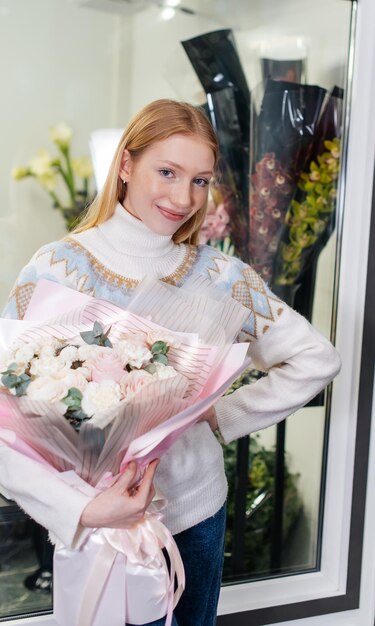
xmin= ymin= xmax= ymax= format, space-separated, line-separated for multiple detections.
xmin=0 ymin=204 xmax=341 ymax=548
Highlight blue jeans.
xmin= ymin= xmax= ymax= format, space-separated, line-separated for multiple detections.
xmin=127 ymin=503 xmax=226 ymax=626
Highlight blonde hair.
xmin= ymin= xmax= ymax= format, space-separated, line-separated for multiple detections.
xmin=73 ymin=99 xmax=219 ymax=244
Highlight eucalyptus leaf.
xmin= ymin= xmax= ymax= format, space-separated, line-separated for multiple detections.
xmin=152 ymin=354 xmax=169 ymax=366
xmin=1 ymin=374 xmax=19 ymax=388
xmin=151 ymin=341 xmax=169 ymax=355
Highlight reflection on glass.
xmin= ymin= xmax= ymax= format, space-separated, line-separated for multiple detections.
xmin=0 ymin=0 xmax=353 ymax=619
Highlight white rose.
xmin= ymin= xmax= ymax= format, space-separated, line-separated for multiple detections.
xmin=54 ymin=369 xmax=88 ymax=393
xmin=115 ymin=340 xmax=152 ymax=369
xmin=81 ymin=380 xmax=122 ymax=417
xmin=26 ymin=377 xmax=69 ymax=403
xmin=119 ymin=370 xmax=153 ymax=399
xmin=153 ymin=363 xmax=177 ymax=380
xmin=30 ymin=355 xmax=70 ymax=377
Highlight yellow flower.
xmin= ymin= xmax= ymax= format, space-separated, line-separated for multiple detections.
xmin=49 ymin=123 xmax=73 ymax=149
xmin=71 ymin=157 xmax=93 ymax=179
xmin=11 ymin=167 xmax=29 ymax=180
xmin=37 ymin=171 xmax=58 ymax=192
xmin=28 ymin=149 xmax=54 ymax=177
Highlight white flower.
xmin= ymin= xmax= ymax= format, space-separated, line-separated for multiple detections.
xmin=37 ymin=171 xmax=58 ymax=192
xmin=26 ymin=377 xmax=69 ymax=403
xmin=71 ymin=157 xmax=93 ymax=179
xmin=49 ymin=123 xmax=73 ymax=149
xmin=153 ymin=363 xmax=177 ymax=380
xmin=14 ymin=344 xmax=36 ymax=363
xmin=30 ymin=355 xmax=70 ymax=377
xmin=81 ymin=380 xmax=122 ymax=417
xmin=0 ymin=353 xmax=28 ymax=376
xmin=77 ymin=343 xmax=102 ymax=362
xmin=55 ymin=369 xmax=88 ymax=393
xmin=58 ymin=345 xmax=79 ymax=366
xmin=28 ymin=149 xmax=54 ymax=177
xmin=115 ymin=340 xmax=152 ymax=369
xmin=119 ymin=370 xmax=153 ymax=399
xmin=36 ymin=338 xmax=61 ymax=358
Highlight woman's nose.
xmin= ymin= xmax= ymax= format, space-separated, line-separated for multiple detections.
xmin=171 ymin=182 xmax=191 ymax=209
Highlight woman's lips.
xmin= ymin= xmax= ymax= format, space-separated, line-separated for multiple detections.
xmin=156 ymin=205 xmax=188 ymax=222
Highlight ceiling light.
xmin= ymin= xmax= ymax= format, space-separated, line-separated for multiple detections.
xmin=161 ymin=6 xmax=175 ymax=20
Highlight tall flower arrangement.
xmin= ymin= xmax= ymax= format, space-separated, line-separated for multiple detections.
xmin=12 ymin=124 xmax=94 ymax=230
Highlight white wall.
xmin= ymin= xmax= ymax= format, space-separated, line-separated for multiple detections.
xmin=0 ymin=0 xmax=132 ymax=306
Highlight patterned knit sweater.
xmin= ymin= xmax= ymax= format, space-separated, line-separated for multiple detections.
xmin=0 ymin=204 xmax=341 ymax=548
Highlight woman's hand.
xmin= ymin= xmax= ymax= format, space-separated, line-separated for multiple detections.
xmin=199 ymin=406 xmax=218 ymax=432
xmin=80 ymin=459 xmax=159 ymax=529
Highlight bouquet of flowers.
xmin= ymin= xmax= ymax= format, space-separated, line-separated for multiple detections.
xmin=0 ymin=277 xmax=251 ymax=626
xmin=12 ymin=123 xmax=94 ymax=230
xmin=249 ymin=81 xmax=344 ymax=293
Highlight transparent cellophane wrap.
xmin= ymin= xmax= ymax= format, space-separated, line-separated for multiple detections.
xmin=0 ymin=277 xmax=251 ymax=626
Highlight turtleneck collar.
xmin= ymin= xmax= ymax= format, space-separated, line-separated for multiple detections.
xmin=69 ymin=202 xmax=189 ymax=281
xmin=97 ymin=203 xmax=176 ymax=259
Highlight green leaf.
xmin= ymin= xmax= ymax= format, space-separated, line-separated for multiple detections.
xmin=152 ymin=354 xmax=169 ymax=366
xmin=151 ymin=341 xmax=169 ymax=355
xmin=93 ymin=321 xmax=104 ymax=336
xmin=80 ymin=330 xmax=98 ymax=345
xmin=63 ymin=387 xmax=83 ymax=408
xmin=1 ymin=374 xmax=19 ymax=388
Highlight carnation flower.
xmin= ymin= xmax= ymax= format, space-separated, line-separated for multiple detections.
xmin=115 ymin=339 xmax=152 ymax=369
xmin=58 ymin=345 xmax=79 ymax=366
xmin=81 ymin=380 xmax=122 ymax=416
xmin=30 ymin=355 xmax=70 ymax=377
xmin=13 ymin=344 xmax=36 ymax=364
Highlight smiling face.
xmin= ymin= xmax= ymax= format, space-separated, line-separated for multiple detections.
xmin=118 ymin=134 xmax=215 ymax=237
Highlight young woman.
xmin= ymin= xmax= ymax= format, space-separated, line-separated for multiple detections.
xmin=1 ymin=99 xmax=341 ymax=626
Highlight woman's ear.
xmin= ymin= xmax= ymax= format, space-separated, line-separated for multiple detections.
xmin=119 ymin=149 xmax=132 ymax=183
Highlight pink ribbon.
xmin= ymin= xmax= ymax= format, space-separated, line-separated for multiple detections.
xmin=54 ymin=471 xmax=184 ymax=626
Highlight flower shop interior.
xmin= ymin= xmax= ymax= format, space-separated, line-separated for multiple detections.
xmin=0 ymin=0 xmax=375 ymax=625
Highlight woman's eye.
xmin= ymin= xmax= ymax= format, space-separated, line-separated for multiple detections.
xmin=159 ymin=168 xmax=173 ymax=178
xmin=194 ymin=177 xmax=209 ymax=188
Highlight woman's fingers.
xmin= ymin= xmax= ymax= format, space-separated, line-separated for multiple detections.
xmin=80 ymin=459 xmax=159 ymax=529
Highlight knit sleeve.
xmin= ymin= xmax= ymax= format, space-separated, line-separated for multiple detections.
xmin=0 ymin=241 xmax=93 ymax=548
xmin=2 ymin=240 xmax=81 ymax=320
xmin=214 ymin=262 xmax=341 ymax=444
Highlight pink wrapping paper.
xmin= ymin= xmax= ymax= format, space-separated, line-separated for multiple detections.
xmin=0 ymin=278 xmax=252 ymax=626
